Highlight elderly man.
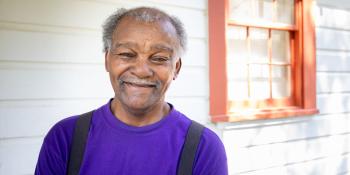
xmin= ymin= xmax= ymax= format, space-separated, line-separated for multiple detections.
xmin=35 ymin=7 xmax=228 ymax=175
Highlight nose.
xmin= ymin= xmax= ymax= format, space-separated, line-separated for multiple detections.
xmin=130 ymin=58 xmax=154 ymax=79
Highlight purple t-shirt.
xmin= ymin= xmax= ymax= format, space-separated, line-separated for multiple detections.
xmin=35 ymin=100 xmax=228 ymax=175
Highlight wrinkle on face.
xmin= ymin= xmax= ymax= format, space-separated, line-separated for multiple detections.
xmin=105 ymin=17 xmax=181 ymax=122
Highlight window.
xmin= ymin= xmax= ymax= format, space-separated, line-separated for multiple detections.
xmin=208 ymin=0 xmax=318 ymax=122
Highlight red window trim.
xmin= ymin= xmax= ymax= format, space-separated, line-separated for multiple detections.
xmin=208 ymin=0 xmax=318 ymax=122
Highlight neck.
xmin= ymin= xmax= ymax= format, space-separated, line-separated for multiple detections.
xmin=110 ymin=99 xmax=170 ymax=127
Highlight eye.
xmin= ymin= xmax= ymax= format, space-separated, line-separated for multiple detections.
xmin=150 ymin=56 xmax=170 ymax=64
xmin=117 ymin=52 xmax=136 ymax=60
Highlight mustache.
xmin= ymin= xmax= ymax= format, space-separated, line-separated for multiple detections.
xmin=118 ymin=77 xmax=159 ymax=88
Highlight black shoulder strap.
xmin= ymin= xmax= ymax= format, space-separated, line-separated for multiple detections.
xmin=177 ymin=120 xmax=205 ymax=175
xmin=66 ymin=111 xmax=93 ymax=175
xmin=66 ymin=113 xmax=203 ymax=175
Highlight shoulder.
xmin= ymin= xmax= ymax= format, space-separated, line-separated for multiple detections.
xmin=166 ymin=106 xmax=192 ymax=132
xmin=41 ymin=115 xmax=80 ymax=160
xmin=44 ymin=115 xmax=79 ymax=146
xmin=35 ymin=102 xmax=107 ymax=175
xmin=35 ymin=115 xmax=79 ymax=175
xmin=199 ymin=127 xmax=226 ymax=157
xmin=193 ymin=126 xmax=228 ymax=175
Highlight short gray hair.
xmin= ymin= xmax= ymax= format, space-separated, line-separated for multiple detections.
xmin=102 ymin=7 xmax=187 ymax=56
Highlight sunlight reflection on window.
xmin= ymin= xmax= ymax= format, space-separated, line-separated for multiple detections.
xmin=230 ymin=0 xmax=294 ymax=25
xmin=272 ymin=66 xmax=290 ymax=98
xmin=250 ymin=64 xmax=270 ymax=99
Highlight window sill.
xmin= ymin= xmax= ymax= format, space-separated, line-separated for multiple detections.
xmin=211 ymin=107 xmax=319 ymax=123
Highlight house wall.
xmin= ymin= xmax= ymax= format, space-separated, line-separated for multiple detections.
xmin=221 ymin=1 xmax=350 ymax=174
xmin=0 ymin=0 xmax=208 ymax=174
xmin=0 ymin=0 xmax=349 ymax=175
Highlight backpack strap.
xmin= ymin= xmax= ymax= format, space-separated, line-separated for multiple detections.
xmin=177 ymin=120 xmax=205 ymax=175
xmin=66 ymin=110 xmax=93 ymax=175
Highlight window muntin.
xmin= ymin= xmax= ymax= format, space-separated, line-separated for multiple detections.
xmin=227 ymin=0 xmax=294 ymax=104
xmin=227 ymin=27 xmax=292 ymax=101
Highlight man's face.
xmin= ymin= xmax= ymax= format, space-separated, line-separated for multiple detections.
xmin=105 ymin=17 xmax=181 ymax=113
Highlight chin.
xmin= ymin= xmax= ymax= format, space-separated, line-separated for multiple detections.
xmin=123 ymin=96 xmax=160 ymax=112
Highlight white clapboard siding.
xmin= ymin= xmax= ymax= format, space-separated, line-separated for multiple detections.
xmin=317 ymin=50 xmax=350 ymax=72
xmin=231 ymin=153 xmax=350 ymax=175
xmin=317 ymin=72 xmax=350 ymax=93
xmin=167 ymin=66 xmax=208 ymax=97
xmin=0 ymin=98 xmax=109 ymax=139
xmin=0 ymin=137 xmax=43 ymax=175
xmin=0 ymin=29 xmax=104 ymax=63
xmin=0 ymin=62 xmax=112 ymax=99
xmin=315 ymin=5 xmax=350 ymax=30
xmin=317 ymin=93 xmax=350 ymax=115
xmin=0 ymin=0 xmax=207 ymax=39
xmin=106 ymin=0 xmax=207 ymax=10
xmin=223 ymin=113 xmax=350 ymax=148
xmin=316 ymin=28 xmax=350 ymax=51
xmin=226 ymin=132 xmax=350 ymax=174
xmin=317 ymin=0 xmax=350 ymax=10
xmin=182 ymin=38 xmax=208 ymax=67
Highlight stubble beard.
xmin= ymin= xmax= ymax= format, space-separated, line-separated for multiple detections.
xmin=114 ymin=77 xmax=164 ymax=118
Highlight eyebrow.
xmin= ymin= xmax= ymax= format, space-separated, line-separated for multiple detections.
xmin=113 ymin=42 xmax=137 ymax=49
xmin=150 ymin=44 xmax=174 ymax=53
xmin=113 ymin=42 xmax=174 ymax=53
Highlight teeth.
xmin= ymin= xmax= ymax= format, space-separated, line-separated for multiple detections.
xmin=128 ymin=82 xmax=153 ymax=87
xmin=122 ymin=80 xmax=156 ymax=87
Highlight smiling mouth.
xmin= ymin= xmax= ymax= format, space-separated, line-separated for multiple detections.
xmin=124 ymin=81 xmax=156 ymax=88
xmin=119 ymin=78 xmax=158 ymax=88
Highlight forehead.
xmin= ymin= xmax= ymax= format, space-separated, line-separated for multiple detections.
xmin=112 ymin=17 xmax=179 ymax=48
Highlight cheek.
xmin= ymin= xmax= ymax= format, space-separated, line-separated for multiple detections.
xmin=108 ymin=61 xmax=128 ymax=78
xmin=108 ymin=68 xmax=123 ymax=89
xmin=158 ymin=69 xmax=176 ymax=86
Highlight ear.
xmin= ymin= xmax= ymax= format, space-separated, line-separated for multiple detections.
xmin=105 ymin=51 xmax=110 ymax=72
xmin=173 ymin=58 xmax=182 ymax=80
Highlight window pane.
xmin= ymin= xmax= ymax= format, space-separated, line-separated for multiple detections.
xmin=229 ymin=0 xmax=253 ymax=21
xmin=272 ymin=66 xmax=291 ymax=98
xmin=259 ymin=0 xmax=274 ymax=22
xmin=230 ymin=0 xmax=294 ymax=25
xmin=227 ymin=26 xmax=248 ymax=64
xmin=250 ymin=28 xmax=268 ymax=63
xmin=228 ymin=81 xmax=249 ymax=100
xmin=227 ymin=63 xmax=249 ymax=100
xmin=227 ymin=63 xmax=247 ymax=80
xmin=250 ymin=64 xmax=270 ymax=99
xmin=230 ymin=0 xmax=274 ymax=22
xmin=227 ymin=26 xmax=249 ymax=100
xmin=272 ymin=30 xmax=290 ymax=63
xmin=276 ymin=0 xmax=294 ymax=24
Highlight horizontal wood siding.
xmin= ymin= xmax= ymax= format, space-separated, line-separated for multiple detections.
xmin=0 ymin=0 xmax=208 ymax=174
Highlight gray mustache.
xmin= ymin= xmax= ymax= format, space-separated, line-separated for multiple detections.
xmin=119 ymin=78 xmax=158 ymax=87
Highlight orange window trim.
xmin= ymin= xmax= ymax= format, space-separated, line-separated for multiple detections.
xmin=208 ymin=0 xmax=319 ymax=122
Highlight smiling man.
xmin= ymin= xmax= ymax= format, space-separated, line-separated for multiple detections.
xmin=35 ymin=7 xmax=228 ymax=175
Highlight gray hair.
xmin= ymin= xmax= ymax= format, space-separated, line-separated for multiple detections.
xmin=102 ymin=7 xmax=187 ymax=56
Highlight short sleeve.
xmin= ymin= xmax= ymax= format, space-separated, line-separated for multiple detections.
xmin=193 ymin=128 xmax=228 ymax=175
xmin=34 ymin=116 xmax=78 ymax=175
